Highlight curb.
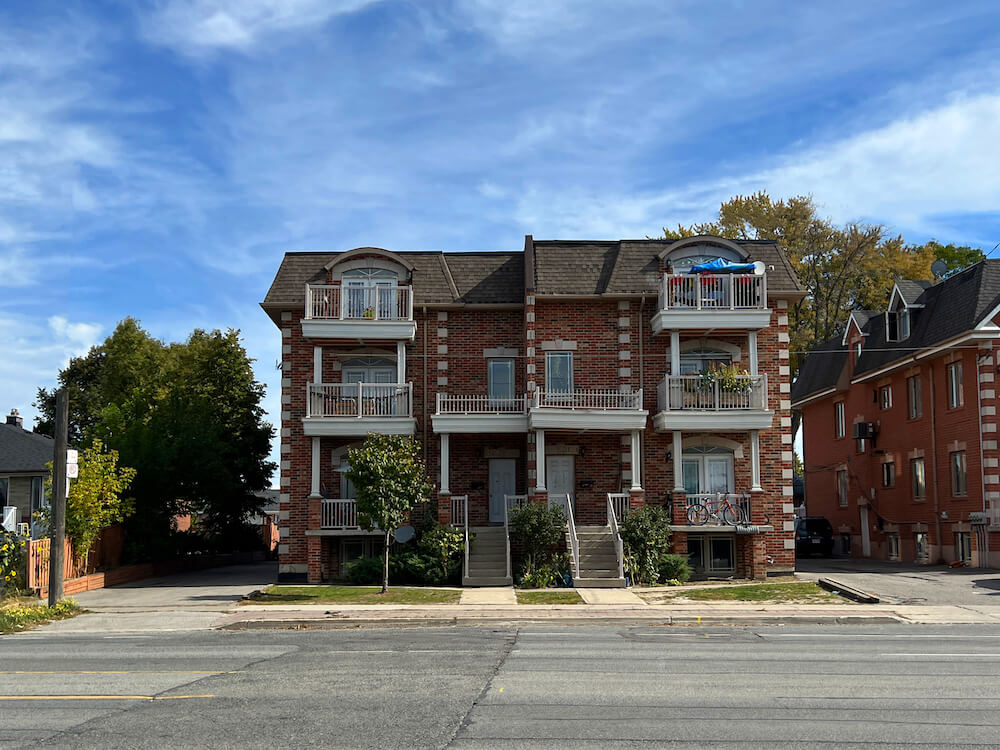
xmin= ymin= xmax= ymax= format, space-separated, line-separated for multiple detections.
xmin=817 ymin=578 xmax=880 ymax=603
xmin=218 ymin=614 xmax=904 ymax=630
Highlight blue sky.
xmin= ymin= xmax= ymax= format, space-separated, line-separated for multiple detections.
xmin=2 ymin=0 xmax=999 ymax=473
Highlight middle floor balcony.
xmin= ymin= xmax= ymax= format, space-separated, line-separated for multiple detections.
xmin=654 ymin=374 xmax=772 ymax=431
xmin=528 ymin=389 xmax=648 ymax=431
xmin=302 ymin=382 xmax=416 ymax=437
xmin=432 ymin=394 xmax=529 ymax=433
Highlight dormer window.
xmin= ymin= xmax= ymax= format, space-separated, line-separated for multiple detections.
xmin=886 ymin=305 xmax=909 ymax=342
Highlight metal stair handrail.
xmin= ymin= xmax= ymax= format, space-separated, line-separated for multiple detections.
xmin=606 ymin=493 xmax=626 ymax=582
xmin=550 ymin=493 xmax=579 ymax=581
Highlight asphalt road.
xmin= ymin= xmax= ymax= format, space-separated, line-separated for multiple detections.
xmin=4 ymin=624 xmax=1000 ymax=749
xmin=796 ymin=556 xmax=1000 ymax=606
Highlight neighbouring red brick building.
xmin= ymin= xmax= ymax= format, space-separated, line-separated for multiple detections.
xmin=793 ymin=264 xmax=1000 ymax=567
xmin=261 ymin=235 xmax=803 ymax=584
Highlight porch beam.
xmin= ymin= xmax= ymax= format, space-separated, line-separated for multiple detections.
xmin=313 ymin=346 xmax=323 ymax=382
xmin=534 ymin=429 xmax=547 ymax=492
xmin=440 ymin=433 xmax=450 ymax=495
xmin=630 ymin=429 xmax=642 ymax=491
xmin=672 ymin=430 xmax=684 ymax=492
xmin=396 ymin=340 xmax=406 ymax=383
xmin=670 ymin=330 xmax=680 ymax=375
xmin=748 ymin=331 xmax=758 ymax=376
xmin=309 ymin=436 xmax=322 ymax=497
xmin=750 ymin=429 xmax=763 ymax=493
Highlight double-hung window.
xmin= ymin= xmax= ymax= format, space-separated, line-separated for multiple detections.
xmin=837 ymin=469 xmax=848 ymax=507
xmin=545 ymin=352 xmax=573 ymax=395
xmin=488 ymin=359 xmax=515 ymax=404
xmin=911 ymin=457 xmax=926 ymax=501
xmin=879 ymin=385 xmax=892 ymax=410
xmin=947 ymin=361 xmax=963 ymax=408
xmin=907 ymin=375 xmax=922 ymax=419
xmin=882 ymin=461 xmax=895 ymax=488
xmin=951 ymin=451 xmax=967 ymax=496
xmin=834 ymin=402 xmax=845 ymax=439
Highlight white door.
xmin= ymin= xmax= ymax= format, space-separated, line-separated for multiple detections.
xmin=546 ymin=455 xmax=575 ymax=515
xmin=489 ymin=459 xmax=516 ymax=523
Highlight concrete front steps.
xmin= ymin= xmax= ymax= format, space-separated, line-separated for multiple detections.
xmin=573 ymin=525 xmax=626 ymax=588
xmin=463 ymin=526 xmax=512 ymax=587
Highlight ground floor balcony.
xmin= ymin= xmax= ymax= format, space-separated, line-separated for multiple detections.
xmin=304 ymin=499 xmax=382 ymax=536
xmin=431 ymin=394 xmax=529 ymax=433
xmin=654 ymin=374 xmax=772 ymax=431
xmin=527 ymin=389 xmax=647 ymax=431
xmin=302 ymin=382 xmax=416 ymax=437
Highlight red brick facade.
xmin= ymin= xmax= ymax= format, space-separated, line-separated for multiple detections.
xmin=798 ymin=320 xmax=1000 ymax=566
xmin=267 ymin=244 xmax=798 ymax=582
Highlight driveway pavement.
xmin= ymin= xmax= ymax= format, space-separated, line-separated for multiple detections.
xmin=796 ymin=556 xmax=1000 ymax=606
xmin=40 ymin=562 xmax=276 ymax=634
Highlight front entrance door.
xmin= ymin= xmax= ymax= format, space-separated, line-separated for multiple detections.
xmin=489 ymin=459 xmax=516 ymax=523
xmin=546 ymin=455 xmax=575 ymax=515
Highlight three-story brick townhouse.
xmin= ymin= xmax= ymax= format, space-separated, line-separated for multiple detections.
xmin=261 ymin=235 xmax=804 ymax=585
xmin=792 ymin=262 xmax=1000 ymax=567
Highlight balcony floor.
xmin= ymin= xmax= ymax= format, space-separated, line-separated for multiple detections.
xmin=302 ymin=416 xmax=417 ymax=437
xmin=653 ymin=409 xmax=773 ymax=431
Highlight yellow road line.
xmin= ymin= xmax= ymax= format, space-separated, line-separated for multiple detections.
xmin=0 ymin=695 xmax=216 ymax=701
xmin=0 ymin=670 xmax=240 ymax=675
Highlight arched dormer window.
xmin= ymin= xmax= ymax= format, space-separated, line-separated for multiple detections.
xmin=658 ymin=236 xmax=749 ymax=272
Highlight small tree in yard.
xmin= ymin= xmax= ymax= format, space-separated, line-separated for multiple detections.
xmin=345 ymin=435 xmax=432 ymax=593
xmin=509 ymin=502 xmax=566 ymax=580
xmin=619 ymin=505 xmax=672 ymax=585
xmin=38 ymin=438 xmax=136 ymax=568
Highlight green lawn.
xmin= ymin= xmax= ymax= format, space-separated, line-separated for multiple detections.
xmin=245 ymin=585 xmax=462 ymax=605
xmin=0 ymin=599 xmax=82 ymax=634
xmin=516 ymin=589 xmax=583 ymax=605
xmin=639 ymin=581 xmax=844 ymax=604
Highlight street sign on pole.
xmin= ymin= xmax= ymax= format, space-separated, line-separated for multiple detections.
xmin=66 ymin=463 xmax=79 ymax=479
xmin=66 ymin=449 xmax=78 ymax=465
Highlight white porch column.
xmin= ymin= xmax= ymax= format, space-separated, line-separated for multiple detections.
xmin=535 ymin=429 xmax=547 ymax=491
xmin=672 ymin=430 xmax=684 ymax=492
xmin=750 ymin=429 xmax=763 ymax=492
xmin=630 ymin=430 xmax=642 ymax=491
xmin=440 ymin=433 xmax=450 ymax=495
xmin=748 ymin=331 xmax=758 ymax=376
xmin=396 ymin=341 xmax=406 ymax=383
xmin=670 ymin=330 xmax=680 ymax=375
xmin=313 ymin=346 xmax=323 ymax=383
xmin=309 ymin=436 xmax=321 ymax=497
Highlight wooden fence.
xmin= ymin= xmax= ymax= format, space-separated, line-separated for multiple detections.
xmin=27 ymin=538 xmax=84 ymax=591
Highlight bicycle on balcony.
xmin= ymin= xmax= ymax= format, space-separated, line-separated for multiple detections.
xmin=686 ymin=494 xmax=746 ymax=525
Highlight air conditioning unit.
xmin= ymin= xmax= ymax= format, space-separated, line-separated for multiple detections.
xmin=853 ymin=422 xmax=877 ymax=440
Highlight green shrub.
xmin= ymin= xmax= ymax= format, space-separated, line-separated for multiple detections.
xmin=519 ymin=563 xmax=561 ymax=589
xmin=509 ymin=502 xmax=566 ymax=579
xmin=657 ymin=553 xmax=691 ymax=584
xmin=418 ymin=523 xmax=465 ymax=580
xmin=344 ymin=556 xmax=383 ymax=585
xmin=619 ymin=505 xmax=672 ymax=585
xmin=343 ymin=549 xmax=461 ymax=586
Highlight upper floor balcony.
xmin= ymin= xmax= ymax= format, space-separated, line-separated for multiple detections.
xmin=302 ymin=382 xmax=416 ymax=437
xmin=654 ymin=374 xmax=772 ymax=431
xmin=652 ymin=273 xmax=771 ymax=333
xmin=432 ymin=394 xmax=529 ymax=433
xmin=301 ymin=284 xmax=416 ymax=341
xmin=528 ymin=389 xmax=647 ymax=431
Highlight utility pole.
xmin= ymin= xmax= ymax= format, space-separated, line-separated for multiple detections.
xmin=48 ymin=389 xmax=68 ymax=606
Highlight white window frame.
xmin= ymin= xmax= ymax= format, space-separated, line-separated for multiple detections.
xmin=912 ymin=457 xmax=926 ymax=500
xmin=488 ymin=358 xmax=515 ymax=402
xmin=947 ymin=361 xmax=963 ymax=408
xmin=545 ymin=352 xmax=573 ymax=394
xmin=950 ymin=451 xmax=967 ymax=497
xmin=907 ymin=375 xmax=922 ymax=419
xmin=915 ymin=532 xmax=929 ymax=561
xmin=681 ymin=453 xmax=735 ymax=495
xmin=879 ymin=385 xmax=892 ymax=410
xmin=834 ymin=402 xmax=845 ymax=439
xmin=882 ymin=461 xmax=895 ymax=488
xmin=955 ymin=532 xmax=972 ymax=563
xmin=837 ymin=469 xmax=848 ymax=508
xmin=887 ymin=533 xmax=900 ymax=560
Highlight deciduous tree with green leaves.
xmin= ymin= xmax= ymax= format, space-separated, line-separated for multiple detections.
xmin=345 ymin=435 xmax=432 ymax=593
xmin=39 ymin=438 xmax=136 ymax=567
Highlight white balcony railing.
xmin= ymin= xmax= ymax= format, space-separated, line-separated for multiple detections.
xmin=658 ymin=273 xmax=766 ymax=311
xmin=436 ymin=394 xmax=528 ymax=414
xmin=321 ymin=499 xmax=360 ymax=529
xmin=533 ymin=389 xmax=643 ymax=410
xmin=607 ymin=492 xmax=631 ymax=524
xmin=307 ymin=383 xmax=413 ymax=418
xmin=305 ymin=284 xmax=413 ymax=321
xmin=657 ymin=374 xmax=767 ymax=412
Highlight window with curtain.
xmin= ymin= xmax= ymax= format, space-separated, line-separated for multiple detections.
xmin=488 ymin=359 xmax=515 ymax=401
xmin=545 ymin=352 xmax=573 ymax=393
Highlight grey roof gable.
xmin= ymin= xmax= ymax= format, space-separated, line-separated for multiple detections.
xmin=0 ymin=423 xmax=53 ymax=474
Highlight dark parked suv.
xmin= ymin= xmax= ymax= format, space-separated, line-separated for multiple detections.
xmin=795 ymin=516 xmax=834 ymax=557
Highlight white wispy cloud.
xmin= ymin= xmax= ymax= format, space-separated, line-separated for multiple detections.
xmin=0 ymin=248 xmax=36 ymax=287
xmin=142 ymin=0 xmax=381 ymax=56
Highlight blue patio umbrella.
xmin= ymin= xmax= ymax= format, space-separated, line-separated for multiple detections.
xmin=688 ymin=258 xmax=758 ymax=274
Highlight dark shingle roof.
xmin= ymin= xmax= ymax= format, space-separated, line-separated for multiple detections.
xmin=793 ymin=261 xmax=1000 ymax=402
xmin=0 ymin=423 xmax=53 ymax=473
xmin=895 ymin=279 xmax=932 ymax=305
xmin=790 ymin=335 xmax=848 ymax=404
xmin=533 ymin=238 xmax=804 ymax=296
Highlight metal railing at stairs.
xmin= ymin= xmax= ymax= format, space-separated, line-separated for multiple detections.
xmin=550 ymin=493 xmax=579 ymax=581
xmin=454 ymin=495 xmax=469 ymax=582
xmin=606 ymin=493 xmax=626 ymax=582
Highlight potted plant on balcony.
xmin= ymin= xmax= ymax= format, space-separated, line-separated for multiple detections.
xmin=362 ymin=307 xmax=376 ymax=319
xmin=696 ymin=363 xmax=753 ymax=395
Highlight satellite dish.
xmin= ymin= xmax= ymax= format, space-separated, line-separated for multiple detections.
xmin=752 ymin=261 xmax=766 ymax=276
xmin=931 ymin=259 xmax=948 ymax=279
xmin=394 ymin=525 xmax=415 ymax=544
